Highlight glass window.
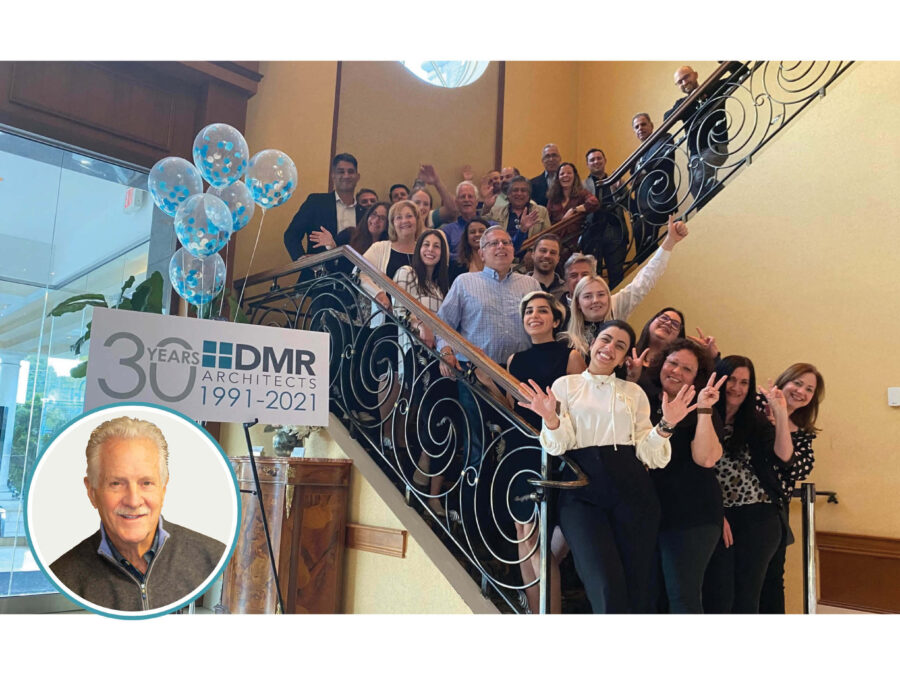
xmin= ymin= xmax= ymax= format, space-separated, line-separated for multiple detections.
xmin=0 ymin=127 xmax=166 ymax=607
xmin=400 ymin=61 xmax=489 ymax=88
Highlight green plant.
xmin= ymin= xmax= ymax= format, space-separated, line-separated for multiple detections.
xmin=47 ymin=271 xmax=165 ymax=378
xmin=188 ymin=286 xmax=250 ymax=323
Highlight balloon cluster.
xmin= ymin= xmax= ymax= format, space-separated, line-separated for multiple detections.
xmin=146 ymin=123 xmax=298 ymax=311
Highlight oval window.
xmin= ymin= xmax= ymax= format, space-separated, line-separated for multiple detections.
xmin=401 ymin=61 xmax=489 ymax=88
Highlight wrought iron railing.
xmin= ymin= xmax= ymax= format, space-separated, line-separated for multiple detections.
xmin=521 ymin=60 xmax=854 ymax=283
xmin=236 ymin=248 xmax=566 ymax=614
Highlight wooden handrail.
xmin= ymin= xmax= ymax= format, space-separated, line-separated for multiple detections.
xmin=520 ymin=61 xmax=748 ymax=252
xmin=605 ymin=60 xmax=747 ymax=185
xmin=234 ymin=246 xmax=534 ymax=406
xmin=519 ymin=207 xmax=590 ymax=251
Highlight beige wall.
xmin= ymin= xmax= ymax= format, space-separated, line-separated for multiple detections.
xmin=622 ymin=61 xmax=900 ymax=612
xmin=337 ymin=61 xmax=500 ymax=201
xmin=234 ymin=61 xmax=339 ymax=277
xmin=502 ymin=61 xmax=580 ymax=177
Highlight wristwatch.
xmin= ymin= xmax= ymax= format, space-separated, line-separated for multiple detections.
xmin=657 ymin=418 xmax=676 ymax=435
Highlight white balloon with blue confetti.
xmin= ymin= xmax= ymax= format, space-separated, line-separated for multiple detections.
xmin=245 ymin=149 xmax=297 ymax=209
xmin=208 ymin=181 xmax=256 ymax=233
xmin=148 ymin=157 xmax=203 ymax=216
xmin=192 ymin=123 xmax=250 ymax=188
xmin=174 ymin=193 xmax=233 ymax=258
xmin=169 ymin=249 xmax=226 ymax=307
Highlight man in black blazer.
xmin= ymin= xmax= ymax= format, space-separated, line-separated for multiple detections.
xmin=529 ymin=142 xmax=562 ymax=207
xmin=283 ymin=153 xmax=366 ymax=261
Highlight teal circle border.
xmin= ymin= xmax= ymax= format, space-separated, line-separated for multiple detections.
xmin=22 ymin=401 xmax=242 ymax=620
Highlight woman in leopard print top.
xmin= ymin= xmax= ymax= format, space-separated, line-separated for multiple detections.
xmin=702 ymin=355 xmax=793 ymax=613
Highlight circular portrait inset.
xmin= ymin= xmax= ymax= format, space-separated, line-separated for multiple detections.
xmin=25 ymin=403 xmax=240 ymax=618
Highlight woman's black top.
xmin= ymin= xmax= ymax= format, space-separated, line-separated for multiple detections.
xmin=508 ymin=339 xmax=572 ymax=430
xmin=386 ymin=248 xmax=414 ymax=281
xmin=641 ymin=376 xmax=725 ymax=531
xmin=448 ymin=259 xmax=474 ymax=286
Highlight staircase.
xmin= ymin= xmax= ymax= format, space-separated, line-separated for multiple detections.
xmin=235 ymin=60 xmax=854 ymax=613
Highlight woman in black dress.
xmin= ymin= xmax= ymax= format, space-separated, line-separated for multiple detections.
xmin=637 ymin=339 xmax=726 ymax=612
xmin=505 ymin=291 xmax=585 ymax=613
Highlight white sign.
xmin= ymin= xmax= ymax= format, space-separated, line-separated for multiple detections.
xmin=85 ymin=307 xmax=329 ymax=425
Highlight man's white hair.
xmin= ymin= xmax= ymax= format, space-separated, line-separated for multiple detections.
xmin=85 ymin=416 xmax=169 ymax=488
xmin=455 ymin=180 xmax=480 ymax=200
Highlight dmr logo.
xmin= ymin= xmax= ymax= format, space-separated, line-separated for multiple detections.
xmin=202 ymin=340 xmax=317 ymax=375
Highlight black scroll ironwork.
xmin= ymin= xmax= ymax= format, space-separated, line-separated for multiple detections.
xmin=236 ymin=248 xmax=580 ymax=614
xmin=521 ymin=60 xmax=854 ymax=283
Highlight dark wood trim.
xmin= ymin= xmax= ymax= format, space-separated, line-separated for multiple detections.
xmin=495 ymin=61 xmax=505 ymax=169
xmin=329 ymin=62 xmax=342 ymax=188
xmin=0 ymin=61 xmax=260 ymax=169
xmin=818 ymin=531 xmax=900 ymax=614
xmin=180 ymin=61 xmax=263 ymax=95
xmin=345 ymin=523 xmax=408 ymax=558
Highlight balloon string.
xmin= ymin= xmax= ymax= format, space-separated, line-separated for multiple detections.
xmin=198 ymin=266 xmax=206 ymax=319
xmin=234 ymin=208 xmax=266 ymax=321
xmin=218 ymin=239 xmax=230 ymax=317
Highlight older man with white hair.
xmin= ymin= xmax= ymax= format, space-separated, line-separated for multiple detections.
xmin=440 ymin=180 xmax=496 ymax=259
xmin=50 ymin=416 xmax=225 ymax=612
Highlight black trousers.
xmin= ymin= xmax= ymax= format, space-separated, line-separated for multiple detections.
xmin=702 ymin=502 xmax=781 ymax=614
xmin=658 ymin=522 xmax=721 ymax=613
xmin=759 ymin=540 xmax=787 ymax=613
xmin=580 ymin=214 xmax=628 ymax=290
xmin=759 ymin=502 xmax=793 ymax=614
xmin=557 ymin=445 xmax=660 ymax=613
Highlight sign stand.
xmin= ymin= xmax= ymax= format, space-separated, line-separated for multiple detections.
xmin=239 ymin=419 xmax=285 ymax=614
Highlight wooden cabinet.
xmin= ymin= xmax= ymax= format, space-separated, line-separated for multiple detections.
xmin=222 ymin=457 xmax=352 ymax=614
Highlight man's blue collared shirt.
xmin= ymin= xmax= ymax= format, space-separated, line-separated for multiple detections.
xmin=440 ymin=216 xmax=497 ymax=258
xmin=437 ymin=267 xmax=541 ymax=365
xmin=98 ymin=517 xmax=169 ymax=583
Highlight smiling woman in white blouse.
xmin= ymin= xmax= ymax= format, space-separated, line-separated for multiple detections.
xmin=518 ymin=319 xmax=697 ymax=613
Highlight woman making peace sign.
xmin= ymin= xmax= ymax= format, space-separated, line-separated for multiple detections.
xmin=518 ymin=319 xmax=696 ymax=613
xmin=637 ymin=339 xmax=727 ymax=612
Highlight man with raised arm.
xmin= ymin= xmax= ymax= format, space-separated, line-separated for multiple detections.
xmin=440 ymin=180 xmax=496 ymax=259
xmin=410 ymin=163 xmax=458 ymax=228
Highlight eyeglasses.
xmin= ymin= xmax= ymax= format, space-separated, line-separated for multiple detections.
xmin=656 ymin=314 xmax=682 ymax=330
xmin=483 ymin=239 xmax=513 ymax=249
